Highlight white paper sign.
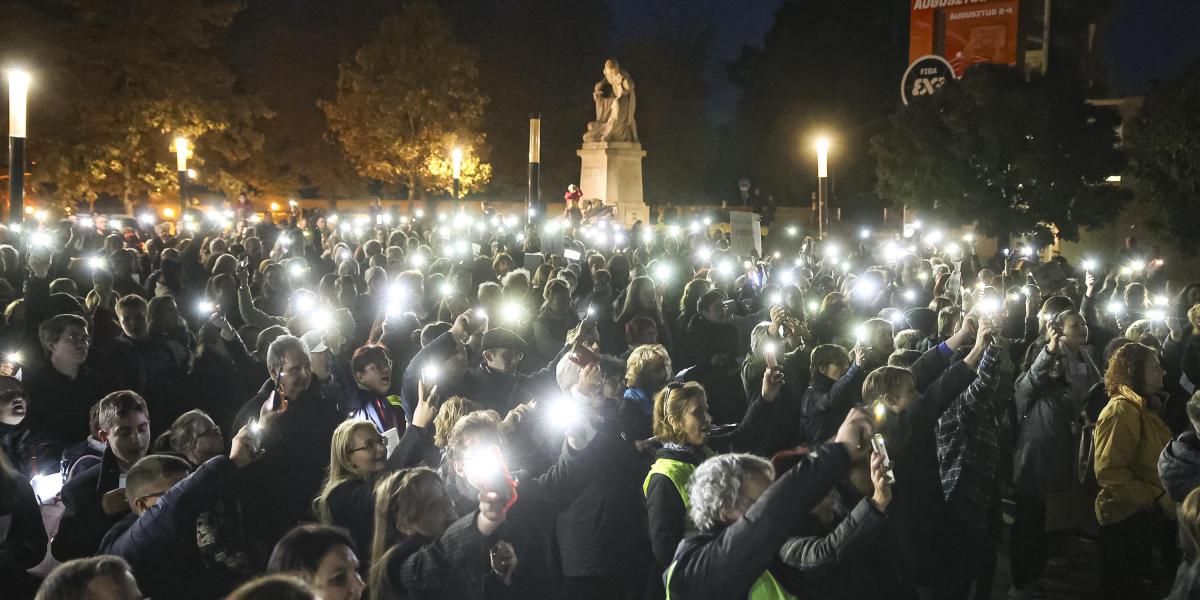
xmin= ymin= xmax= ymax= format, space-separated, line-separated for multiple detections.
xmin=730 ymin=211 xmax=762 ymax=258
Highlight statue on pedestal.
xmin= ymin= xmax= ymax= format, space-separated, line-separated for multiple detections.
xmin=583 ymin=59 xmax=638 ymax=144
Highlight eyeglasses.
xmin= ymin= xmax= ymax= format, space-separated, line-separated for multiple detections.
xmin=197 ymin=426 xmax=222 ymax=440
xmin=134 ymin=489 xmax=170 ymax=504
xmin=350 ymin=436 xmax=388 ymax=454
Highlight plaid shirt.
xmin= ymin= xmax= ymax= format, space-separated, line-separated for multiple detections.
xmin=936 ymin=344 xmax=1010 ymax=530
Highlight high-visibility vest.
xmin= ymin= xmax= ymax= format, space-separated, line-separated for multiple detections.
xmin=643 ymin=451 xmax=713 ymax=533
xmin=664 ymin=561 xmax=797 ymax=600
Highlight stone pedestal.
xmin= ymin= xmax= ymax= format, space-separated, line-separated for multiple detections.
xmin=577 ymin=141 xmax=648 ymax=226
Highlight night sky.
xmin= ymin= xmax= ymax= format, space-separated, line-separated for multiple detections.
xmin=1098 ymin=0 xmax=1200 ymax=93
xmin=610 ymin=0 xmax=1200 ymax=117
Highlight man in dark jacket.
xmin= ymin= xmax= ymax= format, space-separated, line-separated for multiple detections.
xmin=52 ymin=391 xmax=150 ymax=561
xmin=665 ymin=409 xmax=871 ymax=600
xmin=401 ymin=313 xmax=558 ymax=422
xmin=99 ymin=422 xmax=263 ymax=600
xmin=230 ymin=335 xmax=344 ymax=561
xmin=440 ymin=406 xmax=605 ymax=599
xmin=1159 ymin=393 xmax=1200 ymax=503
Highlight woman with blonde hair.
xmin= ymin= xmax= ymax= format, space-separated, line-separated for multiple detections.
xmin=643 ymin=368 xmax=783 ymax=586
xmin=1094 ymin=342 xmax=1175 ymax=598
xmin=367 ymin=467 xmax=514 ymax=600
xmin=623 ymin=343 xmax=672 ymax=417
xmin=313 ymin=383 xmax=438 ymax=571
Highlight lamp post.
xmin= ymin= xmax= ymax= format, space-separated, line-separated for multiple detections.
xmin=451 ymin=147 xmax=462 ymax=214
xmin=528 ymin=116 xmax=541 ymax=221
xmin=815 ymin=137 xmax=830 ymax=240
xmin=174 ymin=137 xmax=190 ymax=215
xmin=7 ymin=69 xmax=30 ymax=224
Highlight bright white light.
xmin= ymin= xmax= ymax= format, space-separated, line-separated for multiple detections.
xmin=31 ymin=472 xmax=63 ymax=504
xmin=925 ymin=230 xmax=944 ymax=245
xmin=807 ymin=300 xmax=819 ymax=313
xmin=547 ymin=399 xmax=581 ymax=430
xmin=138 ymin=213 xmax=155 ymax=226
xmin=945 ymin=243 xmax=961 ymax=256
xmin=309 ymin=308 xmax=332 ymax=332
xmin=855 ymin=324 xmax=867 ymax=343
xmin=654 ymin=263 xmax=672 ymax=283
xmin=903 ymin=290 xmax=916 ymax=302
xmin=197 ymin=301 xmax=215 ymax=315
xmin=31 ymin=231 xmax=51 ymax=248
xmin=1082 ymin=259 xmax=1097 ymax=272
xmin=437 ymin=213 xmax=447 ymax=223
xmin=768 ymin=292 xmax=782 ymax=305
xmin=545 ymin=220 xmax=560 ymax=235
xmin=1107 ymin=301 xmax=1124 ymax=316
xmin=668 ymin=225 xmax=681 ymax=238
xmin=502 ymin=302 xmax=524 ymax=323
xmin=288 ymin=263 xmax=304 ymax=278
xmin=854 ymin=280 xmax=879 ymax=300
xmin=440 ymin=282 xmax=454 ymax=297
xmin=1130 ymin=260 xmax=1146 ymax=273
xmin=78 ymin=217 xmax=93 ymax=229
xmin=786 ymin=226 xmax=798 ymax=237
xmin=703 ymin=216 xmax=713 ymax=226
xmin=641 ymin=228 xmax=653 ymax=242
xmin=293 ymin=294 xmax=315 ymax=315
xmin=717 ymin=261 xmax=734 ymax=277
xmin=410 ymin=254 xmax=425 ymax=268
xmin=859 ymin=228 xmax=871 ymax=239
xmin=696 ymin=247 xmax=713 ymax=262
xmin=7 ymin=69 xmax=31 ymax=138
xmin=979 ymin=298 xmax=1001 ymax=315
xmin=823 ymin=244 xmax=839 ymax=260
xmin=1154 ymin=295 xmax=1169 ymax=307
xmin=912 ymin=220 xmax=923 ymax=230
xmin=87 ymin=256 xmax=105 ymax=270
xmin=1148 ymin=308 xmax=1167 ymax=321
xmin=883 ymin=242 xmax=901 ymax=263
xmin=763 ymin=342 xmax=778 ymax=357
xmin=1020 ymin=246 xmax=1033 ymax=257
xmin=415 ymin=209 xmax=425 ymax=218
xmin=779 ymin=270 xmax=795 ymax=286
xmin=689 ymin=221 xmax=701 ymax=233
xmin=6 ymin=352 xmax=20 ymax=363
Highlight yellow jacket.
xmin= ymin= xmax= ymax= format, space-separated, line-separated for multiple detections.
xmin=1093 ymin=385 xmax=1174 ymax=525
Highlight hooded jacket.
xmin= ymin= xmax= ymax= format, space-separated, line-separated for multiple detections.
xmin=1159 ymin=429 xmax=1200 ymax=504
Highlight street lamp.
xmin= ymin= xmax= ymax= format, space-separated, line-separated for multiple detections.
xmin=174 ymin=137 xmax=190 ymax=215
xmin=7 ymin=69 xmax=30 ymax=224
xmin=451 ymin=147 xmax=463 ymax=213
xmin=815 ymin=137 xmax=830 ymax=239
xmin=528 ymin=116 xmax=541 ymax=220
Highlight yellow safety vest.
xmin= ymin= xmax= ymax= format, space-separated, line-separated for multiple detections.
xmin=664 ymin=561 xmax=797 ymax=600
xmin=643 ymin=450 xmax=714 ymax=533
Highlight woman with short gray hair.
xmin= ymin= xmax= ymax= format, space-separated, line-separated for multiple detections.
xmin=664 ymin=408 xmax=874 ymax=600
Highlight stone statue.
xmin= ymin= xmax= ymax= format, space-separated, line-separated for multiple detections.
xmin=583 ymin=59 xmax=638 ymax=144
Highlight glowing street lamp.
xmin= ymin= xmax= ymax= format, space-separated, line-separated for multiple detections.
xmin=815 ymin=137 xmax=831 ymax=239
xmin=174 ymin=137 xmax=190 ymax=214
xmin=528 ymin=116 xmax=541 ymax=219
xmin=8 ymin=69 xmax=31 ymax=223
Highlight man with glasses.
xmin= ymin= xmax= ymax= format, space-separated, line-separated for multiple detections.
xmin=25 ymin=314 xmax=118 ymax=452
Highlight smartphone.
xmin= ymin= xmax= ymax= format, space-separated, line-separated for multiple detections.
xmin=466 ymin=445 xmax=519 ymax=511
xmin=764 ymin=343 xmax=778 ymax=369
xmin=563 ymin=249 xmax=581 ymax=261
xmin=568 ymin=343 xmax=599 ymax=368
xmin=247 ymin=418 xmax=264 ymax=451
xmin=871 ymin=434 xmax=895 ymax=484
xmin=272 ymin=373 xmax=284 ymax=411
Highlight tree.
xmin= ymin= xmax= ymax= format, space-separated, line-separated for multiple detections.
xmin=321 ymin=1 xmax=490 ymax=200
xmin=1123 ymin=64 xmax=1200 ymax=253
xmin=872 ymin=65 xmax=1129 ymax=241
xmin=0 ymin=0 xmax=271 ymax=212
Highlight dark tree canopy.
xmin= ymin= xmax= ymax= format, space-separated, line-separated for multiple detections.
xmin=872 ymin=64 xmax=1129 ymax=241
xmin=1123 ymin=64 xmax=1200 ymax=254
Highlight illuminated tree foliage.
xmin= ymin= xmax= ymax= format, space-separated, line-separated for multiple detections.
xmin=0 ymin=0 xmax=271 ymax=211
xmin=321 ymin=1 xmax=490 ymax=199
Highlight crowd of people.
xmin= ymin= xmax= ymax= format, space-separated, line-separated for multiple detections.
xmin=1 ymin=202 xmax=1200 ymax=600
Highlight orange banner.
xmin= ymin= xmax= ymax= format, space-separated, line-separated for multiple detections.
xmin=910 ymin=0 xmax=1019 ymax=77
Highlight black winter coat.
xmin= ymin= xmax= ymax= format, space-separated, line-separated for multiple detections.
xmin=99 ymin=456 xmax=242 ymax=600
xmin=51 ymin=447 xmax=125 ymax=561
xmin=776 ymin=497 xmax=897 ymax=600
